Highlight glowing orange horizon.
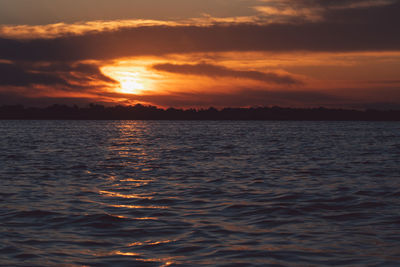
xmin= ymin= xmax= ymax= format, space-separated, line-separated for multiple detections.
xmin=7 ymin=50 xmax=397 ymax=109
xmin=96 ymin=50 xmax=400 ymax=108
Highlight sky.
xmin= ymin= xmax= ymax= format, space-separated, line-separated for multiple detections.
xmin=0 ymin=0 xmax=399 ymax=109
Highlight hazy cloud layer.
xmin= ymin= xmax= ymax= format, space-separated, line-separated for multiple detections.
xmin=0 ymin=0 xmax=257 ymax=25
xmin=0 ymin=92 xmax=110 ymax=107
xmin=152 ymin=63 xmax=302 ymax=85
xmin=2 ymin=87 xmax=399 ymax=110
xmin=135 ymin=89 xmax=343 ymax=108
xmin=133 ymin=86 xmax=400 ymax=109
xmin=0 ymin=1 xmax=399 ymax=62
xmin=1 ymin=21 xmax=400 ymax=62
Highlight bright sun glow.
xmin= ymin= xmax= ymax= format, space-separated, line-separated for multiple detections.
xmin=118 ymin=72 xmax=145 ymax=94
xmin=101 ymin=63 xmax=157 ymax=95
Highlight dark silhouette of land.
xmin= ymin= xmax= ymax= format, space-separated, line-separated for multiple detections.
xmin=0 ymin=104 xmax=399 ymax=121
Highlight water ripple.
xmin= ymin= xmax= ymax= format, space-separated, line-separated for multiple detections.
xmin=1 ymin=121 xmax=400 ymax=266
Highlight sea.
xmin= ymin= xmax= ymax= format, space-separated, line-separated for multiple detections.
xmin=0 ymin=120 xmax=399 ymax=266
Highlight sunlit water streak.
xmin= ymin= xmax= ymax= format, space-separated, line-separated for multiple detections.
xmin=0 ymin=121 xmax=400 ymax=266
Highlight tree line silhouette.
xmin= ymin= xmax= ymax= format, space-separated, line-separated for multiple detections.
xmin=0 ymin=104 xmax=399 ymax=120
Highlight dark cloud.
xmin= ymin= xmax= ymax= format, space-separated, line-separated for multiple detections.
xmin=0 ymin=1 xmax=399 ymax=62
xmin=0 ymin=91 xmax=108 ymax=107
xmin=288 ymin=0 xmax=394 ymax=8
xmin=35 ymin=63 xmax=117 ymax=85
xmin=0 ymin=62 xmax=69 ymax=86
xmin=333 ymin=0 xmax=394 ymax=8
xmin=152 ymin=63 xmax=302 ymax=85
xmin=323 ymin=0 xmax=400 ymax=23
xmin=0 ymin=62 xmax=116 ymax=91
xmin=271 ymin=0 xmax=397 ymax=14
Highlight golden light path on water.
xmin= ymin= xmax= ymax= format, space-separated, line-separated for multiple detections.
xmin=3 ymin=120 xmax=400 ymax=266
xmin=94 ymin=142 xmax=178 ymax=267
xmin=93 ymin=187 xmax=174 ymax=265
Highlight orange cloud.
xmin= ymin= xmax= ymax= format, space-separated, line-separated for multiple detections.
xmin=152 ymin=63 xmax=303 ymax=85
xmin=0 ymin=20 xmax=178 ymax=40
xmin=1 ymin=0 xmax=399 ymax=109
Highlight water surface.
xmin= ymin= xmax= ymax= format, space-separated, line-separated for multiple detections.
xmin=1 ymin=121 xmax=400 ymax=266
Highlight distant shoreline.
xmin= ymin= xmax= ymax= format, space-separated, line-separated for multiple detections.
xmin=1 ymin=104 xmax=399 ymax=121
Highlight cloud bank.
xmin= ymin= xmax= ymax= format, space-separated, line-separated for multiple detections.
xmin=152 ymin=63 xmax=302 ymax=85
xmin=0 ymin=0 xmax=399 ymax=108
xmin=0 ymin=1 xmax=398 ymax=61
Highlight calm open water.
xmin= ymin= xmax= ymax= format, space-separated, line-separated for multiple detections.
xmin=0 ymin=121 xmax=400 ymax=266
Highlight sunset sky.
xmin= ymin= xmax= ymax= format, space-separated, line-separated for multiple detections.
xmin=1 ymin=0 xmax=399 ymax=109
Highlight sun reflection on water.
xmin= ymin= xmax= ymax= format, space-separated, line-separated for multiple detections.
xmin=119 ymin=179 xmax=155 ymax=182
xmin=99 ymin=190 xmax=153 ymax=199
xmin=127 ymin=239 xmax=176 ymax=247
xmin=109 ymin=204 xmax=168 ymax=209
xmin=86 ymin=250 xmax=177 ymax=266
xmin=114 ymin=251 xmax=141 ymax=257
xmin=90 ymin=121 xmax=181 ymax=266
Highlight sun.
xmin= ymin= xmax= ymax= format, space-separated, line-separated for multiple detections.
xmin=119 ymin=75 xmax=145 ymax=94
xmin=101 ymin=64 xmax=155 ymax=95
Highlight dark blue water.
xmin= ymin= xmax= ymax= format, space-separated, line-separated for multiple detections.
xmin=1 ymin=121 xmax=400 ymax=266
